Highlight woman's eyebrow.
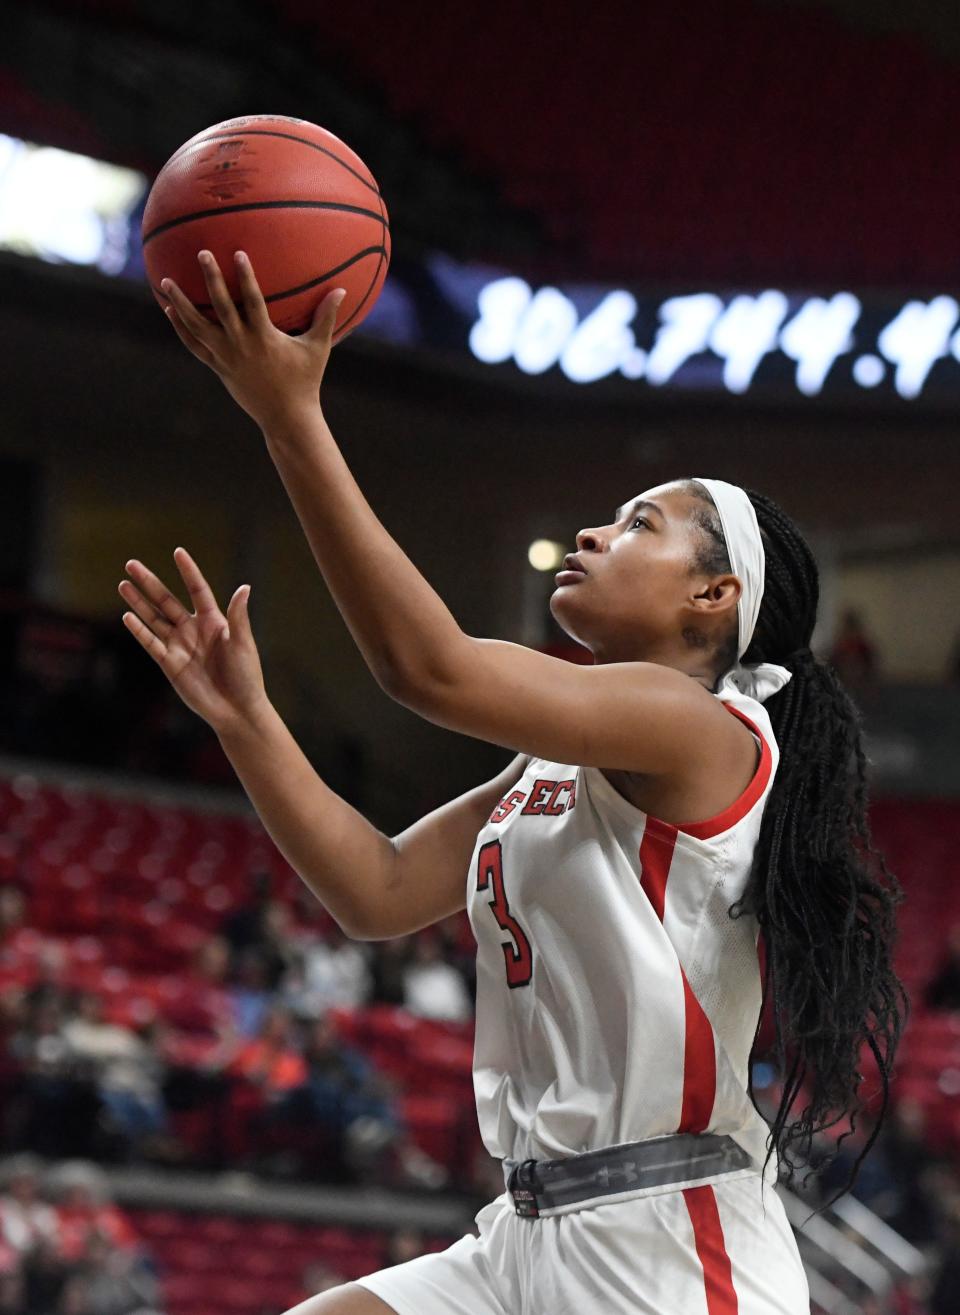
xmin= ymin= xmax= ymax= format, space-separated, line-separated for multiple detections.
xmin=612 ymin=498 xmax=666 ymax=523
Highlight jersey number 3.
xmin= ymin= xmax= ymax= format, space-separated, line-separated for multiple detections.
xmin=476 ymin=839 xmax=533 ymax=988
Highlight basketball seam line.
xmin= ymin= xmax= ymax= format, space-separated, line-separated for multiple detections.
xmin=142 ymin=199 xmax=388 ymax=246
xmin=334 ymin=189 xmax=390 ymax=340
xmin=151 ymin=245 xmax=387 ymax=311
xmin=163 ymin=129 xmax=382 ymax=198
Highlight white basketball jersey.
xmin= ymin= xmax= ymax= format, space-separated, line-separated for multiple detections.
xmin=467 ymin=686 xmax=779 ymax=1179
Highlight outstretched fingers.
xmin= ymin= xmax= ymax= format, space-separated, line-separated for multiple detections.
xmin=124 ymin=559 xmax=190 ymax=625
xmin=198 ymin=250 xmax=242 ymax=335
xmin=305 ymin=287 xmax=347 ymax=346
xmin=121 ymin=610 xmax=169 ymax=665
xmin=173 ymin=546 xmax=221 ymax=618
xmin=161 ymin=277 xmax=220 ymax=347
xmin=118 ymin=579 xmax=173 ymax=638
xmin=163 ymin=303 xmax=218 ymax=367
xmin=234 ymin=251 xmax=273 ymax=333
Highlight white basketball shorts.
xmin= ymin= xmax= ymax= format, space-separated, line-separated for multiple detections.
xmin=353 ymin=1173 xmax=810 ymax=1315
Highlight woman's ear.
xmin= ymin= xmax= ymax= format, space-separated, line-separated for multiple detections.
xmin=711 ymin=574 xmax=742 ymax=609
xmin=690 ymin=574 xmax=741 ymax=612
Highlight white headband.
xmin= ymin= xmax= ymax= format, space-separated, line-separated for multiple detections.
xmin=689 ymin=478 xmax=792 ymax=704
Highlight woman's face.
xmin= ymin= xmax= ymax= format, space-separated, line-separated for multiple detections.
xmin=550 ymin=482 xmax=735 ymax=664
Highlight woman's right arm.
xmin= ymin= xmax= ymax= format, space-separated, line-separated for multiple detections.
xmin=219 ymin=705 xmax=525 ymax=940
xmin=118 ymin=546 xmax=525 ymax=941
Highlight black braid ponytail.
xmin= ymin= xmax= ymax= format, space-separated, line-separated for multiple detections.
xmin=685 ymin=481 xmax=908 ymax=1195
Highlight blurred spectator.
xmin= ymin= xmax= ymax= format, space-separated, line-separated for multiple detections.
xmin=21 ymin=1231 xmax=65 ymax=1315
xmin=924 ymin=924 xmax=960 ymax=1012
xmin=297 ymin=1259 xmax=344 ymax=1301
xmin=383 ymin=1227 xmax=426 ymax=1267
xmin=188 ymin=935 xmax=230 ymax=990
xmin=61 ymin=1232 xmax=161 ymax=1315
xmin=61 ymin=996 xmax=167 ymax=1151
xmin=221 ymin=874 xmax=292 ymax=988
xmin=0 ymin=1267 xmax=23 ymax=1315
xmin=0 ymin=1155 xmax=59 ymax=1255
xmin=228 ymin=1007 xmax=307 ymax=1098
xmin=370 ymin=937 xmax=412 ymax=1006
xmin=282 ymin=924 xmax=373 ymax=1020
xmin=436 ymin=914 xmax=477 ymax=1003
xmin=881 ymin=1100 xmax=941 ymax=1247
xmin=47 ymin=1162 xmax=140 ymax=1261
xmin=931 ymin=1206 xmax=960 ymax=1315
xmin=6 ymin=988 xmax=100 ymax=1159
xmin=402 ymin=935 xmax=472 ymax=1023
xmin=273 ymin=1014 xmax=393 ymax=1146
xmin=227 ymin=951 xmax=275 ymax=1039
xmin=0 ymin=889 xmax=29 ymax=957
xmin=829 ymin=607 xmax=879 ymax=686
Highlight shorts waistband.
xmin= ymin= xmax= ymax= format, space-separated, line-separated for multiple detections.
xmin=502 ymin=1132 xmax=752 ymax=1218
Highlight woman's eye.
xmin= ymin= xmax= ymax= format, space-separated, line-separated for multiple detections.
xmin=631 ymin=517 xmax=649 ymax=530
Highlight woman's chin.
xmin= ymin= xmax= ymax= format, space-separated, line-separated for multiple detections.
xmin=549 ymin=597 xmax=592 ymax=649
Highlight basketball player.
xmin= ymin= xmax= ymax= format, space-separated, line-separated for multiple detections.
xmin=119 ymin=253 xmax=906 ymax=1313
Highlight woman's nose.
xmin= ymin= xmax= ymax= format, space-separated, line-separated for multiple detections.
xmin=576 ymin=528 xmax=606 ymax=552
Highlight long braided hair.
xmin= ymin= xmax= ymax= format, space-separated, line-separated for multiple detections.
xmin=684 ymin=481 xmax=908 ymax=1193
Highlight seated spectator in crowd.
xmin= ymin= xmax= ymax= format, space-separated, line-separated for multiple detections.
xmin=227 ymin=950 xmax=274 ymax=1039
xmin=47 ymin=1162 xmax=140 ymax=1263
xmin=221 ymin=873 xmax=292 ymax=989
xmin=274 ymin=1015 xmax=447 ymax=1188
xmin=279 ymin=1014 xmax=395 ymax=1137
xmin=0 ymin=1154 xmax=68 ymax=1314
xmin=58 ymin=1231 xmax=161 ymax=1315
xmin=883 ymin=1099 xmax=947 ymax=1248
xmin=293 ymin=1260 xmax=345 ymax=1307
xmin=925 ymin=924 xmax=960 ymax=1012
xmin=270 ymin=1012 xmax=396 ymax=1183
xmin=829 ymin=607 xmax=879 ymax=687
xmin=282 ymin=922 xmax=373 ymax=1020
xmin=931 ymin=1199 xmax=960 ymax=1315
xmin=0 ymin=888 xmax=29 ymax=959
xmin=402 ymin=934 xmax=472 ymax=1023
xmin=383 ymin=1228 xmax=427 ymax=1268
xmin=61 ymin=996 xmax=167 ymax=1152
xmin=3 ymin=1159 xmax=152 ymax=1314
xmin=0 ymin=1263 xmax=23 ymax=1315
xmin=228 ymin=1006 xmax=307 ymax=1100
xmin=6 ymin=988 xmax=100 ymax=1159
xmin=188 ymin=934 xmax=231 ymax=991
xmin=435 ymin=914 xmax=477 ymax=1004
xmin=0 ymin=1155 xmax=59 ymax=1257
xmin=369 ymin=937 xmax=412 ymax=1007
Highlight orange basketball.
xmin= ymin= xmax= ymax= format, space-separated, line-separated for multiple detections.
xmin=141 ymin=114 xmax=390 ymax=339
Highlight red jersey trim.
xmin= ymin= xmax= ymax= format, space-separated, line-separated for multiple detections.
xmin=671 ymin=703 xmax=772 ymax=841
xmin=636 ymin=817 xmax=719 ymax=1133
xmin=678 ymin=973 xmax=718 ymax=1132
xmin=683 ymin=1185 xmax=740 ymax=1314
xmin=637 ymin=816 xmax=678 ymax=923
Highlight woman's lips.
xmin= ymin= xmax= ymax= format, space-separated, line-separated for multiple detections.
xmin=554 ymin=569 xmax=587 ymax=585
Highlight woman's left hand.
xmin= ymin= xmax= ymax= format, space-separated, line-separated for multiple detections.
xmin=161 ymin=250 xmax=345 ymax=430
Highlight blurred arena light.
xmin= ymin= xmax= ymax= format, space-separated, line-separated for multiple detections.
xmin=527 ymin=540 xmax=566 ymax=572
xmin=0 ymin=133 xmax=146 ymax=273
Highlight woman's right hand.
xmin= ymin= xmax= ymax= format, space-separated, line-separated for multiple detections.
xmin=118 ymin=547 xmax=267 ymax=734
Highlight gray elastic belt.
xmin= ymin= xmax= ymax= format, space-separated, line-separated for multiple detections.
xmin=503 ymin=1132 xmax=752 ymax=1218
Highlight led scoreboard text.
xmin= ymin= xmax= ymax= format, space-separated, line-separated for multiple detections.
xmin=467 ymin=278 xmax=960 ymax=400
xmin=3 ymin=131 xmax=960 ymax=405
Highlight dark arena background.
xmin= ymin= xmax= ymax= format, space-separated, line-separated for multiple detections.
xmin=1 ymin=2 xmax=960 ymax=1313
